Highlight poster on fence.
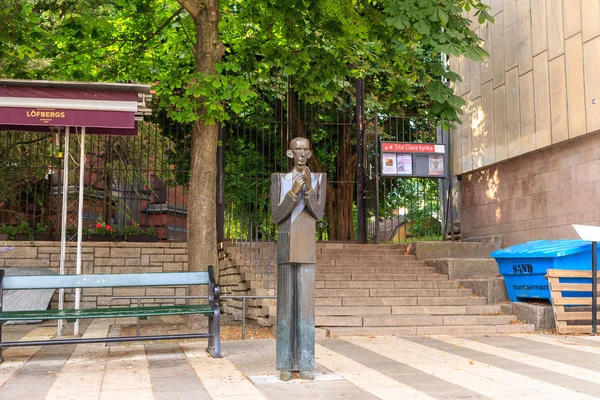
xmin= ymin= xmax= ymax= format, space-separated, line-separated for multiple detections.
xmin=380 ymin=141 xmax=447 ymax=178
xmin=428 ymin=155 xmax=444 ymax=176
xmin=396 ymin=154 xmax=412 ymax=175
xmin=382 ymin=153 xmax=397 ymax=175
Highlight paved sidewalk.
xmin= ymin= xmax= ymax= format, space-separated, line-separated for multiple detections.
xmin=1 ymin=320 xmax=600 ymax=399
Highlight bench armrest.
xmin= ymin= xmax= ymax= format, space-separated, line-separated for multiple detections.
xmin=207 ymin=265 xmax=220 ymax=307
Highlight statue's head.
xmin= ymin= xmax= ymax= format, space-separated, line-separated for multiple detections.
xmin=286 ymin=137 xmax=312 ymax=169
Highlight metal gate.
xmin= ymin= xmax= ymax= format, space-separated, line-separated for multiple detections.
xmin=220 ymin=80 xmax=452 ymax=246
xmin=365 ymin=117 xmax=449 ymax=244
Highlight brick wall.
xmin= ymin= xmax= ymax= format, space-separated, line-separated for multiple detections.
xmin=0 ymin=241 xmax=194 ymax=309
xmin=460 ymin=132 xmax=600 ymax=247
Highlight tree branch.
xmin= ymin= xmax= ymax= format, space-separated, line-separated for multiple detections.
xmin=134 ymin=7 xmax=185 ymax=54
xmin=177 ymin=0 xmax=202 ymax=19
xmin=177 ymin=14 xmax=195 ymax=46
xmin=2 ymin=134 xmax=52 ymax=154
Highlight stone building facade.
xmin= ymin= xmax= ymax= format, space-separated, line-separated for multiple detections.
xmin=452 ymin=0 xmax=600 ymax=246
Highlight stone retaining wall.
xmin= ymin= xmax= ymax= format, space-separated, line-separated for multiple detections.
xmin=0 ymin=241 xmax=192 ymax=309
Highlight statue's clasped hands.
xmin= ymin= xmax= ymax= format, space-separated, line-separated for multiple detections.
xmin=291 ymin=166 xmax=312 ymax=195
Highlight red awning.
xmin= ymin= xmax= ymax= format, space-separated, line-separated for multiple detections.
xmin=0 ymin=80 xmax=152 ymax=136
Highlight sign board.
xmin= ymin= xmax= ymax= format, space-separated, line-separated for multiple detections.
xmin=381 ymin=142 xmax=447 ymax=178
xmin=573 ymin=224 xmax=600 ymax=242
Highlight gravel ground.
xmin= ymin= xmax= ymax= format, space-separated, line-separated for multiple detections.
xmin=118 ymin=315 xmax=274 ymax=341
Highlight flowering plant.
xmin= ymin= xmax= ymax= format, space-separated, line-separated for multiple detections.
xmin=92 ymin=220 xmax=114 ymax=236
xmin=121 ymin=222 xmax=157 ymax=237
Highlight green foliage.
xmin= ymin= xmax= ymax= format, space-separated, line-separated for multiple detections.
xmin=1 ymin=0 xmax=493 ymax=243
xmin=406 ymin=207 xmax=441 ymax=238
xmin=121 ymin=222 xmax=157 ymax=237
xmin=15 ymin=220 xmax=34 ymax=239
xmin=0 ymin=225 xmax=17 ymax=239
xmin=34 ymin=222 xmax=49 ymax=234
xmin=1 ymin=0 xmax=493 ymax=125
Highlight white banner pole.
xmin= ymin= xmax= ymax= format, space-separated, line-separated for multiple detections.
xmin=74 ymin=127 xmax=86 ymax=336
xmin=58 ymin=127 xmax=70 ymax=337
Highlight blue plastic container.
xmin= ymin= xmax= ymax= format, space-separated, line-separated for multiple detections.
xmin=491 ymin=240 xmax=595 ymax=302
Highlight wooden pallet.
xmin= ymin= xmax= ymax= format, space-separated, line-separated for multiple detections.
xmin=547 ymin=269 xmax=600 ymax=334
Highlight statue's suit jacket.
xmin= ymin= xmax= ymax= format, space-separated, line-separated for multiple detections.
xmin=271 ymin=172 xmax=326 ymax=264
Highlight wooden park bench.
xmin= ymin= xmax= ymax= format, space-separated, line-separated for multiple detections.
xmin=547 ymin=269 xmax=599 ymax=334
xmin=0 ymin=266 xmax=221 ymax=360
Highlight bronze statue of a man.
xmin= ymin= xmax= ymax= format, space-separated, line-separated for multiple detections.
xmin=271 ymin=137 xmax=326 ymax=381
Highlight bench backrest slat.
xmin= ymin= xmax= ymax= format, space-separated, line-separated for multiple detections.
xmin=2 ymin=272 xmax=210 ymax=290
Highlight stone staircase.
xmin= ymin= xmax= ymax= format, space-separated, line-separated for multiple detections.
xmin=217 ymin=242 xmax=535 ymax=336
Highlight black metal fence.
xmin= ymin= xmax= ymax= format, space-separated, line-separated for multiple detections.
xmin=0 ymin=88 xmax=451 ymax=246
xmin=221 ymin=80 xmax=451 ymax=246
xmin=0 ymin=122 xmax=189 ymax=241
xmin=365 ymin=117 xmax=447 ymax=244
xmin=222 ymin=89 xmax=359 ymax=243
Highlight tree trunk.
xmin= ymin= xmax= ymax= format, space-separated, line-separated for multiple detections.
xmin=325 ymin=124 xmax=356 ymax=241
xmin=178 ymin=0 xmax=222 ymax=326
xmin=287 ymin=92 xmax=358 ymax=241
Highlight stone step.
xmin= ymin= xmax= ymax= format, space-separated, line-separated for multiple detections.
xmin=316 ymin=267 xmax=437 ymax=274
xmin=325 ymin=324 xmax=535 ymax=337
xmin=361 ymin=315 xmax=445 ymax=327
xmin=314 ymin=273 xmax=449 ymax=282
xmin=258 ymin=315 xmax=277 ymax=326
xmin=367 ymin=288 xmax=473 ymax=297
xmin=316 ymin=281 xmax=459 ymax=289
xmin=319 ymin=248 xmax=408 ymax=255
xmin=327 ymin=261 xmax=425 ymax=268
xmin=316 ymin=316 xmax=364 ymax=326
xmin=440 ymin=314 xmax=518 ymax=326
xmin=415 ymin=296 xmax=488 ymax=306
xmin=238 ymin=266 xmax=275 ymax=275
xmin=315 ymin=289 xmax=370 ymax=298
xmin=234 ymin=260 xmax=276 ymax=268
xmin=244 ymin=280 xmax=276 ymax=290
xmin=357 ymin=254 xmax=416 ymax=261
xmin=339 ymin=297 xmax=415 ymax=306
xmin=318 ymin=255 xmax=417 ymax=262
xmin=240 ymin=270 xmax=276 ymax=280
xmin=409 ymin=241 xmax=500 ymax=260
xmin=248 ymin=288 xmax=276 ymax=296
xmin=390 ymin=305 xmax=501 ymax=315
xmin=316 ymin=306 xmax=394 ymax=316
xmin=316 ymin=314 xmax=518 ymax=328
xmin=315 ymin=305 xmax=501 ymax=316
xmin=231 ymin=261 xmax=430 ymax=269
xmin=315 ymin=288 xmax=474 ymax=299
xmin=316 ymin=298 xmax=343 ymax=306
xmin=425 ymin=258 xmax=500 ymax=280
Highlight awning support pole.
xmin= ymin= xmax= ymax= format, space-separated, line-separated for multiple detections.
xmin=58 ymin=127 xmax=70 ymax=337
xmin=74 ymin=127 xmax=86 ymax=336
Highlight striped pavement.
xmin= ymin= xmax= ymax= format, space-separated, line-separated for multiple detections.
xmin=1 ymin=327 xmax=600 ymax=399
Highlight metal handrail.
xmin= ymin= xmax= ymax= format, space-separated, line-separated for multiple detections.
xmin=112 ymin=294 xmax=276 ymax=339
xmin=225 ymin=199 xmax=277 ymax=293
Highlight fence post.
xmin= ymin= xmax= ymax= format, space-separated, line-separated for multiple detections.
xmin=356 ymin=78 xmax=367 ymax=243
xmin=216 ymin=124 xmax=225 ymax=243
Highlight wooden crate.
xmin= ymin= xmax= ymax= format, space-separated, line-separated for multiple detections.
xmin=547 ymin=269 xmax=600 ymax=334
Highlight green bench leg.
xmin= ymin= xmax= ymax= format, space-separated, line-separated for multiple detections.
xmin=207 ymin=309 xmax=222 ymax=358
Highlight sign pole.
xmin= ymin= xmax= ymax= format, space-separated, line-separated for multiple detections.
xmin=593 ymin=241 xmax=598 ymax=335
xmin=58 ymin=127 xmax=70 ymax=337
xmin=74 ymin=127 xmax=86 ymax=336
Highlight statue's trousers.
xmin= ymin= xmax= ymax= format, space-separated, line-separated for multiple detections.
xmin=276 ymin=263 xmax=315 ymax=372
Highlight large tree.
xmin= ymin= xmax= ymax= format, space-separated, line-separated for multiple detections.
xmin=1 ymin=0 xmax=493 ymax=274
